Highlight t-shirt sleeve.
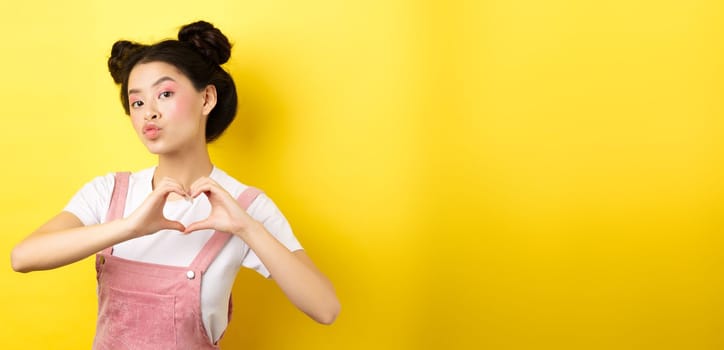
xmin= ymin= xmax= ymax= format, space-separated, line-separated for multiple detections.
xmin=62 ymin=174 xmax=115 ymax=226
xmin=241 ymin=193 xmax=303 ymax=278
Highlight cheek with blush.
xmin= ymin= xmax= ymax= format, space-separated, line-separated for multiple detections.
xmin=164 ymin=91 xmax=198 ymax=122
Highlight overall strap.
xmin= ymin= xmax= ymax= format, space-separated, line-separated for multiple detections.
xmin=189 ymin=187 xmax=264 ymax=272
xmin=101 ymin=172 xmax=131 ymax=255
xmin=96 ymin=172 xmax=131 ymax=276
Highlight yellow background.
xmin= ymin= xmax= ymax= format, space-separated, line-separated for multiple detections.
xmin=1 ymin=0 xmax=723 ymax=349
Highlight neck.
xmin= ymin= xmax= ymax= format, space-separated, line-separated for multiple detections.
xmin=153 ymin=143 xmax=213 ymax=192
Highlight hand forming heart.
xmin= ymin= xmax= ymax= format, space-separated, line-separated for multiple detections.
xmin=123 ymin=176 xmax=256 ymax=238
xmin=183 ymin=176 xmax=257 ymax=235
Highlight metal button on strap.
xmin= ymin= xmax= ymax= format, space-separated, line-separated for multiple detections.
xmin=186 ymin=270 xmax=196 ymax=280
xmin=99 ymin=256 xmax=105 ymax=264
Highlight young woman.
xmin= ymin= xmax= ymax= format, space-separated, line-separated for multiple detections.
xmin=11 ymin=20 xmax=339 ymax=349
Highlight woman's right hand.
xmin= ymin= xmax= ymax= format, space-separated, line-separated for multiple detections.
xmin=123 ymin=177 xmax=188 ymax=237
xmin=12 ymin=176 xmax=190 ymax=273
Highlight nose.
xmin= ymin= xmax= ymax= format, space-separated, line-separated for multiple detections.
xmin=144 ymin=110 xmax=159 ymax=121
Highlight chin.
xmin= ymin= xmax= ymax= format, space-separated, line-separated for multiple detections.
xmin=144 ymin=143 xmax=168 ymax=155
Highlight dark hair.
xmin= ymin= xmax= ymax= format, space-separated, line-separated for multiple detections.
xmin=108 ymin=21 xmax=237 ymax=142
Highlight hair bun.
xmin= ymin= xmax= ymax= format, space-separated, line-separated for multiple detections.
xmin=178 ymin=21 xmax=231 ymax=65
xmin=108 ymin=40 xmax=145 ymax=84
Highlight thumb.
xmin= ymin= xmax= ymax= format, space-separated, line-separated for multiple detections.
xmin=162 ymin=219 xmax=187 ymax=233
xmin=184 ymin=219 xmax=213 ymax=234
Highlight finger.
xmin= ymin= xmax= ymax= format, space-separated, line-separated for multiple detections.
xmin=189 ymin=176 xmax=211 ymax=190
xmin=155 ymin=181 xmax=189 ymax=200
xmin=184 ymin=219 xmax=214 ymax=234
xmin=157 ymin=177 xmax=186 ymax=192
xmin=189 ymin=177 xmax=223 ymax=197
xmin=189 ymin=182 xmax=208 ymax=197
xmin=155 ymin=177 xmax=180 ymax=192
xmin=190 ymin=182 xmax=235 ymax=203
xmin=137 ymin=188 xmax=183 ymax=214
xmin=162 ymin=219 xmax=187 ymax=233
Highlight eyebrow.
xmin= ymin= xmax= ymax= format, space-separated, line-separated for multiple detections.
xmin=128 ymin=76 xmax=176 ymax=95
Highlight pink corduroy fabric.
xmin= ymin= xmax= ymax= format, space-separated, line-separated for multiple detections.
xmin=93 ymin=172 xmax=262 ymax=349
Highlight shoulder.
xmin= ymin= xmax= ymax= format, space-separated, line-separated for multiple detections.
xmin=63 ymin=171 xmax=123 ymax=225
xmin=71 ymin=167 xmax=155 ymax=208
xmin=209 ymin=166 xmax=252 ymax=198
xmin=209 ymin=167 xmax=281 ymax=219
xmin=85 ymin=167 xmax=154 ymax=194
xmin=78 ymin=172 xmax=117 ymax=196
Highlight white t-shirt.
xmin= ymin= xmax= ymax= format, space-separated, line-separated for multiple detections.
xmin=63 ymin=166 xmax=303 ymax=342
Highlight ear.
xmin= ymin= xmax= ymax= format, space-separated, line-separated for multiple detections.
xmin=201 ymin=84 xmax=218 ymax=116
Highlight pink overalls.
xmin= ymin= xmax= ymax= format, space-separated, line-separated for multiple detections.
xmin=93 ymin=172 xmax=262 ymax=349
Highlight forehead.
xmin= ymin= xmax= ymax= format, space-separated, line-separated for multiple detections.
xmin=128 ymin=61 xmax=188 ymax=90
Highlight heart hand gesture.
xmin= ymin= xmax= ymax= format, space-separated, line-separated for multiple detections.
xmin=124 ymin=177 xmax=188 ymax=237
xmin=184 ymin=177 xmax=258 ymax=236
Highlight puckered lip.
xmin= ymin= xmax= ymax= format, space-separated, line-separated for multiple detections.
xmin=143 ymin=123 xmax=161 ymax=135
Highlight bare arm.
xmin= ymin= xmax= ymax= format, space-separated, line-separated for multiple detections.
xmin=11 ymin=212 xmax=136 ymax=272
xmin=11 ymin=177 xmax=189 ymax=273
xmin=186 ymin=177 xmax=341 ymax=325
xmin=240 ymin=225 xmax=341 ymax=325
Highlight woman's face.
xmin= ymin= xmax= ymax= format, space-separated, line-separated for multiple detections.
xmin=127 ymin=61 xmax=213 ymax=155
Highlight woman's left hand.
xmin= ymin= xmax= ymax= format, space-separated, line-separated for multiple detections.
xmin=183 ymin=177 xmax=258 ymax=236
xmin=185 ymin=179 xmax=340 ymax=324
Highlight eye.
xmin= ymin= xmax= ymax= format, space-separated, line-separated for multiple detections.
xmin=159 ymin=91 xmax=173 ymax=99
xmin=130 ymin=100 xmax=144 ymax=108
